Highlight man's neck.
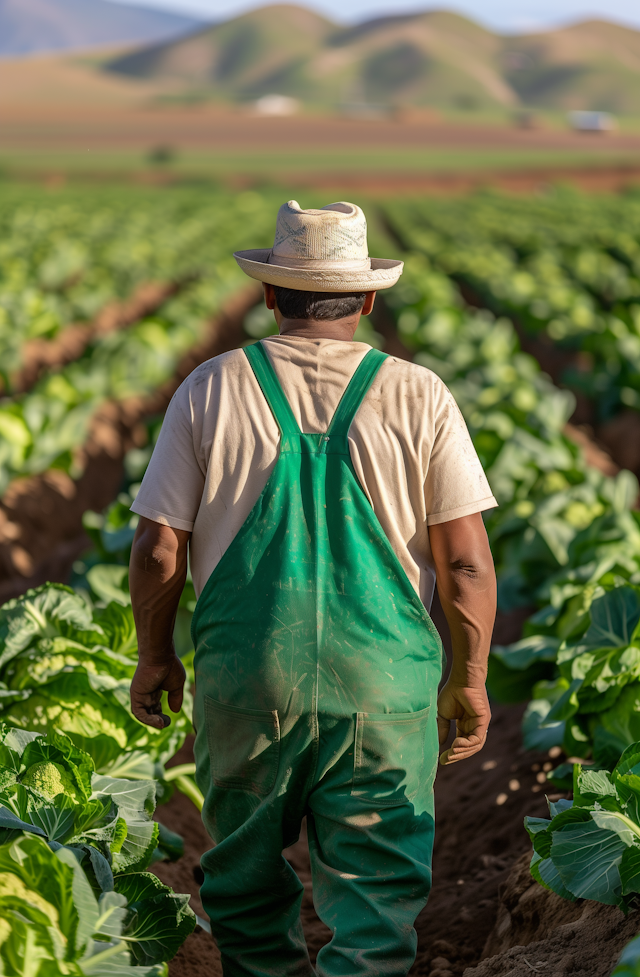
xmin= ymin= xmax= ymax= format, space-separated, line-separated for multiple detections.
xmin=278 ymin=315 xmax=360 ymax=341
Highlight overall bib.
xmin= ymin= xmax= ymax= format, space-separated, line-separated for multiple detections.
xmin=192 ymin=342 xmax=443 ymax=977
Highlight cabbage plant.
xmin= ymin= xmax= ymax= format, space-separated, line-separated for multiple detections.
xmin=0 ymin=725 xmax=170 ymax=880
xmin=0 ymin=584 xmax=192 ymax=779
xmin=493 ymin=585 xmax=640 ymax=765
xmin=0 ymin=725 xmax=195 ymax=972
xmin=525 ymin=741 xmax=640 ymax=910
xmin=0 ymin=832 xmax=192 ymax=974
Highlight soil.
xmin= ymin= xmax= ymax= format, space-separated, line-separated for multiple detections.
xmin=463 ymin=854 xmax=639 ymax=977
xmin=4 ymin=106 xmax=640 ymax=157
xmin=0 ymin=282 xmax=261 ymax=600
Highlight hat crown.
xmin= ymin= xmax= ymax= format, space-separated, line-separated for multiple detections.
xmin=272 ymin=200 xmax=369 ymax=261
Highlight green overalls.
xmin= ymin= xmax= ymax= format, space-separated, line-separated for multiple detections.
xmin=192 ymin=342 xmax=443 ymax=977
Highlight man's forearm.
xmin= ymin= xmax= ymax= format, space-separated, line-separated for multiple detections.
xmin=129 ymin=517 xmax=191 ymax=728
xmin=429 ymin=512 xmax=497 ymax=763
xmin=429 ymin=512 xmax=496 ymax=682
xmin=436 ymin=561 xmax=496 ymax=686
xmin=129 ymin=517 xmax=190 ymax=662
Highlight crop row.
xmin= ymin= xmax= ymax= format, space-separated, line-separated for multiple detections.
xmin=0 ymin=191 xmax=278 ymax=497
xmin=0 ymin=590 xmax=198 ymax=973
xmin=0 ymin=187 xmax=275 ymax=391
xmin=383 ymin=191 xmax=640 ymax=427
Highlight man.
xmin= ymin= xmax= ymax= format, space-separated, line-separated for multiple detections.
xmin=129 ymin=200 xmax=497 ymax=977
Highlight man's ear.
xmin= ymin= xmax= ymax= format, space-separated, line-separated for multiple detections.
xmin=263 ymin=283 xmax=276 ymax=310
xmin=362 ymin=291 xmax=376 ymax=316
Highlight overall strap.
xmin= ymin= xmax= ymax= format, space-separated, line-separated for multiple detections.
xmin=244 ymin=342 xmax=301 ymax=437
xmin=327 ymin=348 xmax=388 ymax=437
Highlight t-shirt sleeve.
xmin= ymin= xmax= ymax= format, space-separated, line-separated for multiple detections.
xmin=424 ymin=382 xmax=497 ymax=526
xmin=130 ymin=385 xmax=204 ymax=533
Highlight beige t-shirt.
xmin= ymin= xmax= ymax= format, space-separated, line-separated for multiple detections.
xmin=131 ymin=336 xmax=497 ymax=607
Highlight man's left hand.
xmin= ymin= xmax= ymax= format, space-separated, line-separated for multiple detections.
xmin=130 ymin=654 xmax=186 ymax=729
xmin=436 ymin=680 xmax=491 ymax=765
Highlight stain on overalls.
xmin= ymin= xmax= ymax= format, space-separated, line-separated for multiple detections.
xmin=192 ymin=342 xmax=443 ymax=977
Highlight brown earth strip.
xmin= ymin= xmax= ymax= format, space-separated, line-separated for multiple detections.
xmin=270 ymin=163 xmax=640 ymax=197
xmin=3 ymin=107 xmax=640 ymax=156
xmin=6 ymin=279 xmax=183 ymax=395
xmin=11 ymin=164 xmax=640 ymax=197
xmin=0 ymin=283 xmax=261 ymax=601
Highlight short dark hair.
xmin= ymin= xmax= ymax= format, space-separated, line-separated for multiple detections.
xmin=273 ymin=286 xmax=367 ymax=321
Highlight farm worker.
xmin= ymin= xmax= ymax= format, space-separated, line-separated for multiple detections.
xmin=128 ymin=201 xmax=498 ymax=977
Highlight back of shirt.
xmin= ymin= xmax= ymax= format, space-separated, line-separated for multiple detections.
xmin=130 ymin=335 xmax=496 ymax=608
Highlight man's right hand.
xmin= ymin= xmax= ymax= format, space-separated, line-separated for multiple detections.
xmin=436 ymin=680 xmax=491 ymax=765
xmin=130 ymin=654 xmax=186 ymax=729
xmin=129 ymin=518 xmax=191 ymax=730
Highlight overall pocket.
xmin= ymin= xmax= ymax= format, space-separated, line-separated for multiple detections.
xmin=205 ymin=695 xmax=280 ymax=796
xmin=351 ymin=704 xmax=433 ymax=805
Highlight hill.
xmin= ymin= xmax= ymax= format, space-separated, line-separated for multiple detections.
xmin=107 ymin=4 xmax=335 ymax=100
xmin=503 ymin=20 xmax=640 ymax=114
xmin=105 ymin=4 xmax=640 ymax=114
xmin=0 ymin=0 xmax=201 ymax=57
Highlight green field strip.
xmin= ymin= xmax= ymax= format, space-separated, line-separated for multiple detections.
xmin=2 ymin=146 xmax=640 ymax=180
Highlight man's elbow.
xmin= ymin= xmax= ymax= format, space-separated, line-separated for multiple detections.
xmin=448 ymin=557 xmax=495 ymax=582
xmin=130 ymin=518 xmax=189 ymax=580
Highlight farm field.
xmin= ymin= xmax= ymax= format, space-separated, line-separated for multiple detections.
xmin=2 ymin=183 xmax=640 ymax=976
xmin=3 ymin=52 xmax=640 ymax=190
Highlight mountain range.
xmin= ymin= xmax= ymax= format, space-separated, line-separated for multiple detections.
xmin=0 ymin=0 xmax=201 ymax=57
xmin=3 ymin=0 xmax=640 ymax=115
xmin=105 ymin=4 xmax=640 ymax=114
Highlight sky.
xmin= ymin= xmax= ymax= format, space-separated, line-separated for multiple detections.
xmin=115 ymin=0 xmax=640 ymax=31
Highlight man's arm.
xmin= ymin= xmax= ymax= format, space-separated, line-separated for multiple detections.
xmin=129 ymin=516 xmax=191 ymax=729
xmin=429 ymin=511 xmax=496 ymax=765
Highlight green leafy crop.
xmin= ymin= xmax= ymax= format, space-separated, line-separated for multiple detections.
xmin=0 ymin=725 xmax=196 ymax=973
xmin=0 ymin=832 xmax=194 ymax=975
xmin=0 ymin=725 xmax=182 ymax=879
xmin=0 ymin=584 xmax=192 ymax=776
xmin=493 ymin=585 xmax=640 ymax=764
xmin=384 ymin=191 xmax=640 ymax=422
xmin=525 ymin=742 xmax=640 ymax=910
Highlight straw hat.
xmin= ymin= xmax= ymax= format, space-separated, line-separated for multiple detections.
xmin=233 ymin=200 xmax=403 ymax=292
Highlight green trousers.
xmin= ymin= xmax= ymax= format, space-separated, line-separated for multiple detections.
xmin=194 ymin=701 xmax=438 ymax=977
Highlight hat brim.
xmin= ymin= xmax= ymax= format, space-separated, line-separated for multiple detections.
xmin=233 ymin=249 xmax=403 ymax=292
